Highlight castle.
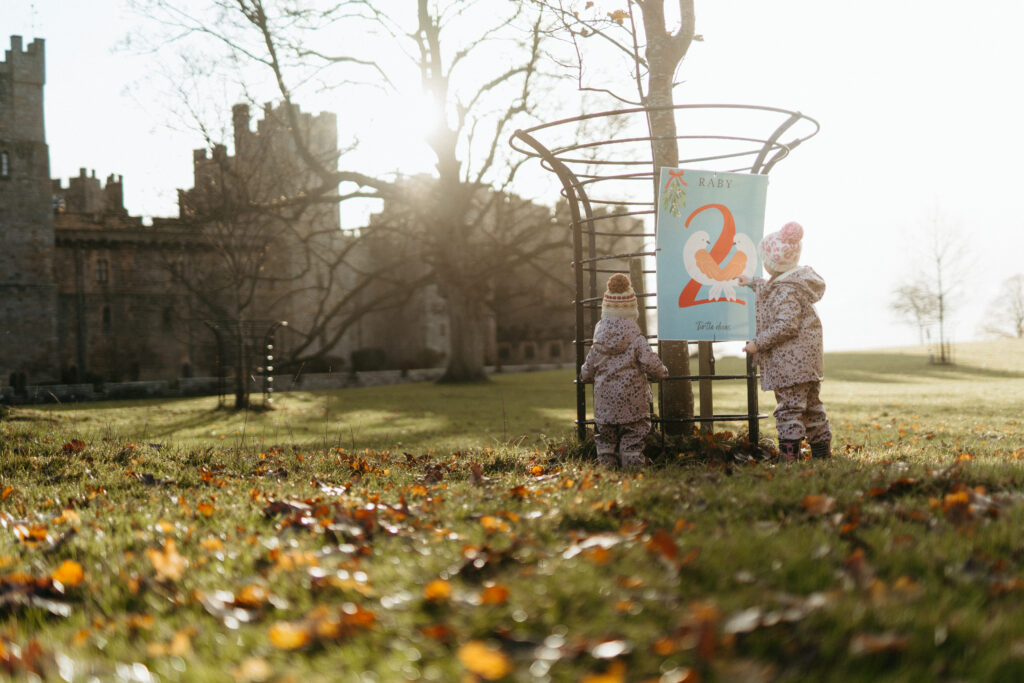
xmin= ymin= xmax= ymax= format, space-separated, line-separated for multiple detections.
xmin=1 ymin=36 xmax=635 ymax=396
xmin=1 ymin=36 xmax=353 ymax=389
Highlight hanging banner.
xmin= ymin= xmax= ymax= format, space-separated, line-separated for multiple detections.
xmin=655 ymin=168 xmax=768 ymax=341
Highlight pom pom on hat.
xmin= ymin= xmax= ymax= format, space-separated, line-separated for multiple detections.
xmin=760 ymin=221 xmax=804 ymax=274
xmin=602 ymin=273 xmax=638 ymax=319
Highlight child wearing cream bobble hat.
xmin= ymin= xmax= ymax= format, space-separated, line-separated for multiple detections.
xmin=579 ymin=273 xmax=668 ymax=468
xmin=739 ymin=221 xmax=832 ymax=461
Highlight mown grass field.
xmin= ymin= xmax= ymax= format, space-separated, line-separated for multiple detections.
xmin=1 ymin=340 xmax=1022 ymax=682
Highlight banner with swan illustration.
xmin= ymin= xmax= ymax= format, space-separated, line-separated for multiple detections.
xmin=655 ymin=168 xmax=769 ymax=341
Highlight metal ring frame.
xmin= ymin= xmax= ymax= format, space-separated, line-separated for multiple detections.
xmin=510 ymin=104 xmax=820 ymax=443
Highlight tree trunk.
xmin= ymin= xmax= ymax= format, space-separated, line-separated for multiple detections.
xmin=438 ymin=281 xmax=489 ymax=383
xmin=639 ymin=0 xmax=696 ymax=430
xmin=233 ymin=327 xmax=250 ymax=409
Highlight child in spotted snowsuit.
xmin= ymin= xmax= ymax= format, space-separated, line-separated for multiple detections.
xmin=740 ymin=221 xmax=832 ymax=461
xmin=579 ymin=273 xmax=669 ymax=468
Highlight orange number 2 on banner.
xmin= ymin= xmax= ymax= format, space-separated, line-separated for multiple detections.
xmin=677 ymin=203 xmax=747 ymax=309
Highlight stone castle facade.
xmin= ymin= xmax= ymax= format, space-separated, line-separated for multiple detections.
xmin=1 ymin=35 xmax=639 ymax=395
xmin=1 ymin=36 xmax=352 ymax=388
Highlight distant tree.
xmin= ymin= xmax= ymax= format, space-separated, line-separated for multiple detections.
xmin=980 ymin=274 xmax=1024 ymax=339
xmin=889 ymin=283 xmax=937 ymax=345
xmin=891 ymin=214 xmax=972 ymax=364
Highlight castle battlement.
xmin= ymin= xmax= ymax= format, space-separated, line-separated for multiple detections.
xmin=2 ymin=35 xmax=45 ymax=85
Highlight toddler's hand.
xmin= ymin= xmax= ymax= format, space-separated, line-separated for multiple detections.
xmin=742 ymin=341 xmax=758 ymax=355
xmin=737 ymin=275 xmax=752 ymax=287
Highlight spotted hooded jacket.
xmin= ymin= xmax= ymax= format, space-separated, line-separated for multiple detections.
xmin=579 ymin=317 xmax=669 ymax=424
xmin=752 ymin=266 xmax=826 ymax=391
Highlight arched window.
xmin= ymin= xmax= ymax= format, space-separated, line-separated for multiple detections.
xmin=0 ymin=151 xmax=9 ymax=179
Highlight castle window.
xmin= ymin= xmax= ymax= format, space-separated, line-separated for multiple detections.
xmin=96 ymin=259 xmax=109 ymax=284
xmin=102 ymin=306 xmax=112 ymax=333
xmin=162 ymin=307 xmax=174 ymax=332
xmin=0 ymin=151 xmax=9 ymax=179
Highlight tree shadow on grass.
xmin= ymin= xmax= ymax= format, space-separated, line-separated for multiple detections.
xmin=823 ymin=352 xmax=1024 ymax=383
xmin=716 ymin=352 xmax=1024 ymax=384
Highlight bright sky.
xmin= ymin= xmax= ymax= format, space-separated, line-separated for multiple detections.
xmin=5 ymin=0 xmax=1023 ymax=352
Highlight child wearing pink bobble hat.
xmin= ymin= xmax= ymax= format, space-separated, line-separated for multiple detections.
xmin=580 ymin=273 xmax=669 ymax=468
xmin=738 ymin=222 xmax=832 ymax=461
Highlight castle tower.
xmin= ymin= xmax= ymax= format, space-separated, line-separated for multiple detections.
xmin=0 ymin=36 xmax=58 ymax=385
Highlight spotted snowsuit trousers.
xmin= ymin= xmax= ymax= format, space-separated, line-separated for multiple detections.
xmin=773 ymin=381 xmax=832 ymax=445
xmin=595 ymin=418 xmax=651 ymax=461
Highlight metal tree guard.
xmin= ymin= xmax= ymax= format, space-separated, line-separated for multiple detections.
xmin=510 ymin=104 xmax=820 ymax=443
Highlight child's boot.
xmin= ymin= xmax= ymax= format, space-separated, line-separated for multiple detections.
xmin=778 ymin=440 xmax=802 ymax=462
xmin=810 ymin=440 xmax=831 ymax=459
xmin=620 ymin=451 xmax=646 ymax=469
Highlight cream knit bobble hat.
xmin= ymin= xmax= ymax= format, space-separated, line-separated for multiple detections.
xmin=602 ymin=273 xmax=638 ymax=319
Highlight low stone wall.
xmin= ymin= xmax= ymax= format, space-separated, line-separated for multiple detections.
xmin=0 ymin=363 xmax=574 ymax=405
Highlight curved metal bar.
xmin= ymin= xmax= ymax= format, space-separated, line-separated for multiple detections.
xmin=511 ymin=129 xmax=591 ymax=441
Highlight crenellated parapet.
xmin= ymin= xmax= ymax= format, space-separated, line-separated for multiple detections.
xmin=1 ymin=35 xmax=45 ymax=85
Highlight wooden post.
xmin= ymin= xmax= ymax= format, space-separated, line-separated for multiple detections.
xmin=660 ymin=341 xmax=693 ymax=435
xmin=698 ymin=341 xmax=714 ymax=434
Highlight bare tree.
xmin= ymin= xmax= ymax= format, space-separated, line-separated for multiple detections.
xmin=889 ymin=283 xmax=937 ymax=345
xmin=133 ymin=0 xmax=558 ymax=383
xmin=980 ymin=274 xmax=1024 ymax=339
xmin=891 ymin=213 xmax=972 ymax=364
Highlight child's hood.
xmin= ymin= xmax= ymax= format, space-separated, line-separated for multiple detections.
xmin=592 ymin=317 xmax=642 ymax=354
xmin=772 ymin=266 xmax=825 ymax=303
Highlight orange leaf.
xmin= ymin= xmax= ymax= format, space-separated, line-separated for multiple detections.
xmin=423 ymin=578 xmax=452 ymax=602
xmin=614 ymin=599 xmax=635 ymax=613
xmin=147 ymin=628 xmax=195 ymax=657
xmin=480 ymin=515 xmax=509 ymax=533
xmin=54 ymin=509 xmax=81 ymax=525
xmin=147 ymin=538 xmax=187 ymax=582
xmin=1 ymin=486 xmax=15 ymax=500
xmin=645 ymin=529 xmax=679 ymax=564
xmin=849 ymin=632 xmax=909 ymax=656
xmin=801 ymin=494 xmax=836 ymax=516
xmin=457 ymin=641 xmax=511 ymax=681
xmin=480 ymin=583 xmax=509 ymax=605
xmin=235 ymin=584 xmax=271 ymax=609
xmin=53 ymin=559 xmax=85 ymax=587
xmin=420 ymin=623 xmax=455 ymax=641
xmin=199 ymin=537 xmax=224 ymax=551
xmin=268 ymin=621 xmax=311 ymax=650
xmin=197 ymin=502 xmax=216 ymax=517
xmin=587 ymin=546 xmax=612 ymax=565
xmin=341 ymin=603 xmax=376 ymax=630
xmin=673 ymin=518 xmax=695 ymax=533
xmin=580 ymin=660 xmax=627 ymax=683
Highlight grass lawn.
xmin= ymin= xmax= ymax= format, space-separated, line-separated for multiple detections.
xmin=1 ymin=339 xmax=1023 ymax=681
